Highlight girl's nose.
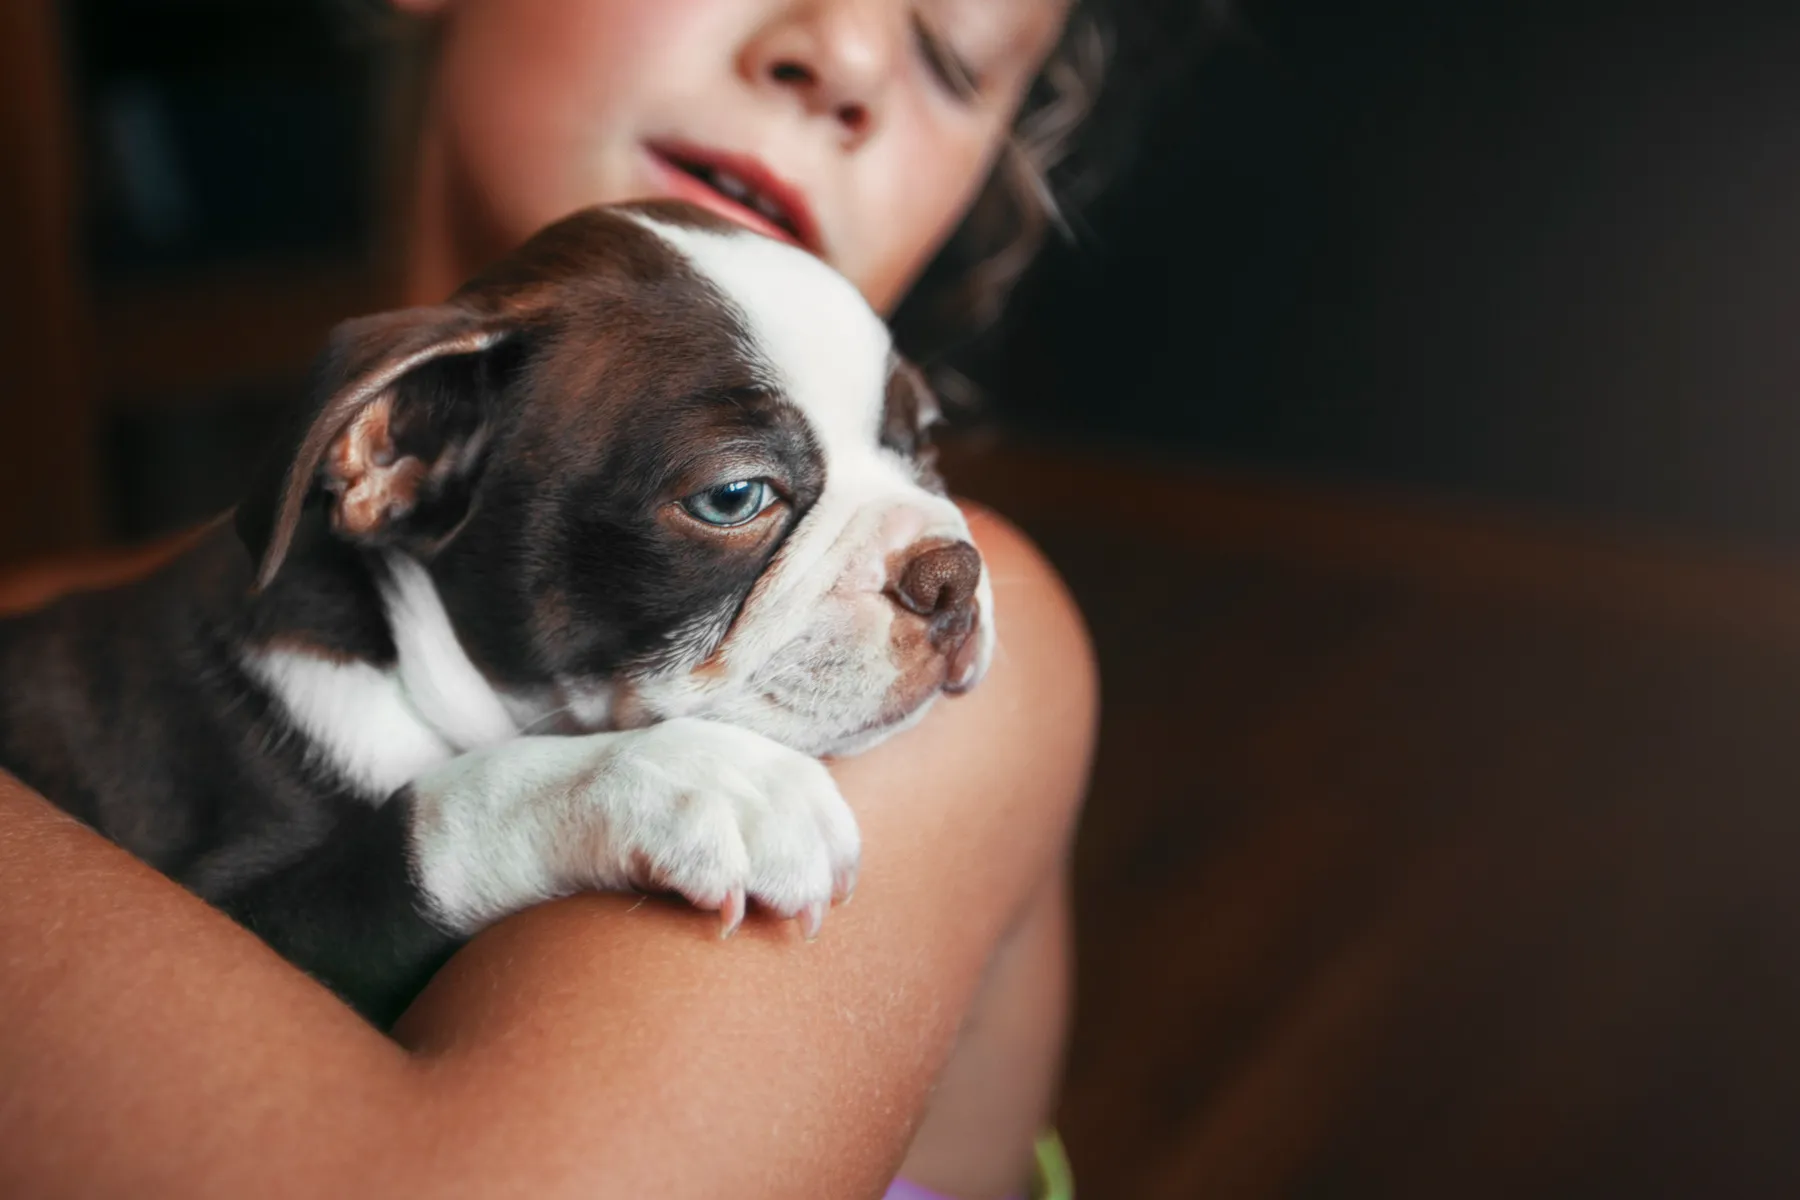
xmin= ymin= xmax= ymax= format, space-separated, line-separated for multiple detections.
xmin=740 ymin=1 xmax=902 ymax=147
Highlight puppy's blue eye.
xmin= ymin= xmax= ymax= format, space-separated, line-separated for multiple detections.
xmin=681 ymin=479 xmax=774 ymax=527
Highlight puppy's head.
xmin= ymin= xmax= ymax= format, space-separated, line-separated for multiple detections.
xmin=242 ymin=202 xmax=992 ymax=756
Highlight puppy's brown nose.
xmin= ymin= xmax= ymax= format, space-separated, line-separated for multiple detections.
xmin=893 ymin=541 xmax=981 ymax=618
xmin=891 ymin=540 xmax=982 ymax=658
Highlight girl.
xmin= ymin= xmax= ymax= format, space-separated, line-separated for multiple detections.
xmin=0 ymin=2 xmax=1126 ymax=1195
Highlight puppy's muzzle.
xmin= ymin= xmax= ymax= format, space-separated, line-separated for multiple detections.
xmin=888 ymin=540 xmax=984 ymax=693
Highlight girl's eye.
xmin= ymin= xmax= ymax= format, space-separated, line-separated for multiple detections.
xmin=681 ymin=480 xmax=776 ymax=527
xmin=913 ymin=14 xmax=982 ymax=102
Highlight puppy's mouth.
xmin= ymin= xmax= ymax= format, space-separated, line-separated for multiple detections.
xmin=646 ymin=142 xmax=822 ymax=254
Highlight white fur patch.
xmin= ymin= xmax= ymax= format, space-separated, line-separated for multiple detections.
xmin=242 ymin=651 xmax=453 ymax=802
xmin=408 ymin=716 xmax=860 ymax=936
xmin=378 ymin=556 xmax=520 ymax=751
xmin=630 ymin=214 xmax=892 ymax=452
xmin=247 ymin=556 xmax=530 ymax=801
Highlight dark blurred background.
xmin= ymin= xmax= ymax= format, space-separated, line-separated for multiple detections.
xmin=994 ymin=0 xmax=1800 ymax=546
xmin=8 ymin=1 xmax=1800 ymax=1195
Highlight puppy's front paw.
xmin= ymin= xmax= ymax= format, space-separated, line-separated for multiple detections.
xmin=406 ymin=718 xmax=860 ymax=939
xmin=602 ymin=718 xmax=859 ymax=938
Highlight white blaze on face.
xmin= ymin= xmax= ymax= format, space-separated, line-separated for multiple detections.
xmin=625 ymin=214 xmax=990 ymax=755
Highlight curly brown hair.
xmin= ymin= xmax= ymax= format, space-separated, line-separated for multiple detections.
xmin=893 ymin=0 xmax=1234 ymax=373
xmin=886 ymin=1 xmax=1113 ymax=364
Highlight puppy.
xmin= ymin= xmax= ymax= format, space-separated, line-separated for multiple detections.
xmin=0 ymin=202 xmax=994 ymax=1026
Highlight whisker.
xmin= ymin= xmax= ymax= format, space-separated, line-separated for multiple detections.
xmin=517 ymin=702 xmax=579 ymax=736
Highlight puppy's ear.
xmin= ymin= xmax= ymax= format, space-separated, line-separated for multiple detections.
xmin=237 ymin=304 xmax=520 ymax=590
xmin=882 ymin=358 xmax=946 ymax=489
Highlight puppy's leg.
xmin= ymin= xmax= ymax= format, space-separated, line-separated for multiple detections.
xmin=219 ymin=719 xmax=859 ymax=1026
xmin=214 ymin=797 xmax=464 ymax=1029
xmin=407 ymin=717 xmax=862 ymax=943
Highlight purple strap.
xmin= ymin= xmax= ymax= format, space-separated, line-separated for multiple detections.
xmin=884 ymin=1180 xmax=1022 ymax=1200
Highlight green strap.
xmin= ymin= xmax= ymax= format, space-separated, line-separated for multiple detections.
xmin=1032 ymin=1129 xmax=1075 ymax=1200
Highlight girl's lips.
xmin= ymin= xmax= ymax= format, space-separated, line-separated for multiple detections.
xmin=644 ymin=143 xmax=824 ymax=255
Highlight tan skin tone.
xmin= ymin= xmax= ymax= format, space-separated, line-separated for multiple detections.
xmin=0 ymin=3 xmax=1091 ymax=1196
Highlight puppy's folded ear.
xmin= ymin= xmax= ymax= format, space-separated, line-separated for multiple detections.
xmin=237 ymin=304 xmax=521 ymax=590
xmin=883 ymin=357 xmax=947 ymax=491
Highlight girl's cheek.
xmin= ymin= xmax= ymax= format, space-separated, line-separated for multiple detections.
xmin=864 ymin=140 xmax=1001 ymax=307
xmin=858 ymin=257 xmax=911 ymax=316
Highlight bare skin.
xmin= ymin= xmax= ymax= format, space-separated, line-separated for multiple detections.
xmin=0 ymin=507 xmax=1093 ymax=1199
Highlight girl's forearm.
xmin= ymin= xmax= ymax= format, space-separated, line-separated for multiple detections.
xmin=0 ymin=509 xmax=1097 ymax=1199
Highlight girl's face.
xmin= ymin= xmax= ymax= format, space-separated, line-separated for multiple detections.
xmin=399 ymin=0 xmax=1068 ymax=313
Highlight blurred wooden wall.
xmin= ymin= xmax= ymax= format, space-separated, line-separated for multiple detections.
xmin=0 ymin=0 xmax=102 ymax=565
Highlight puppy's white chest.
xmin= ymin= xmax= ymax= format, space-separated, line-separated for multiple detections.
xmin=247 ymin=557 xmax=528 ymax=802
xmin=243 ymin=650 xmax=456 ymax=801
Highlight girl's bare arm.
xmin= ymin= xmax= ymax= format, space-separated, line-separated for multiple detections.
xmin=0 ymin=507 xmax=1096 ymax=1199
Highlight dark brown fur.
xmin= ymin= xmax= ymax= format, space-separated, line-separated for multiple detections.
xmin=0 ymin=203 xmax=842 ymax=1025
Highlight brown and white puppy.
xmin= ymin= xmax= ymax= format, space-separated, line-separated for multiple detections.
xmin=0 ymin=202 xmax=992 ymax=1025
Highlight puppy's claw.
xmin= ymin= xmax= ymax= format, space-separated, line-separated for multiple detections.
xmin=719 ymin=889 xmax=747 ymax=939
xmin=799 ymin=900 xmax=826 ymax=941
xmin=833 ymin=862 xmax=858 ymax=907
